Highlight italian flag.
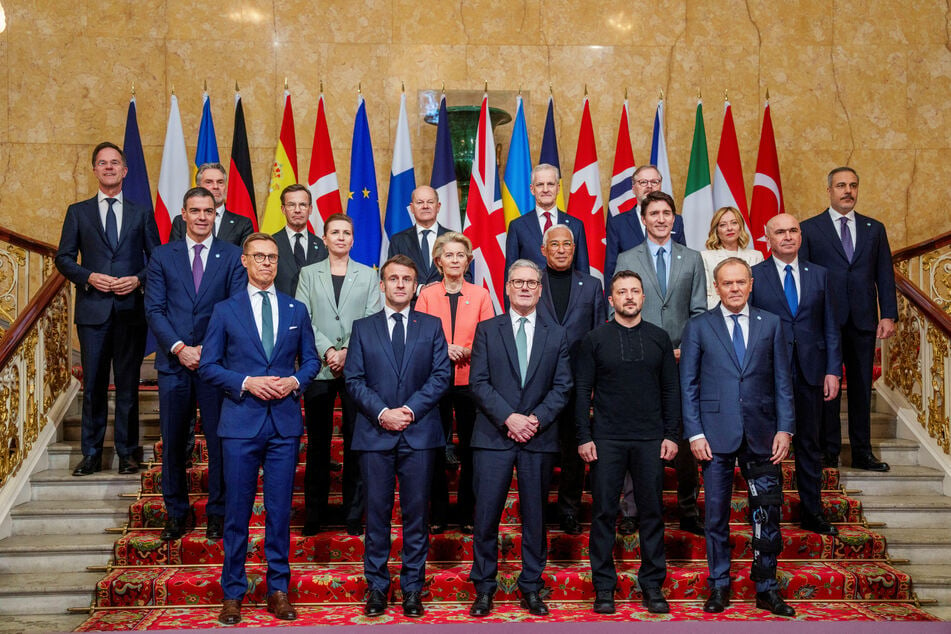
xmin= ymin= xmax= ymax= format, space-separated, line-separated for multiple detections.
xmin=682 ymin=100 xmax=714 ymax=250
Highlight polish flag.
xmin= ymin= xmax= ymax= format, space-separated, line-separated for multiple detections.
xmin=155 ymin=94 xmax=189 ymax=243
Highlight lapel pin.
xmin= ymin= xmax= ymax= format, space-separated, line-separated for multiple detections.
xmin=803 ymin=266 xmax=809 ymax=271
xmin=578 ymin=281 xmax=583 ymax=285
xmin=756 ymin=315 xmax=762 ymax=320
xmin=677 ymin=255 xmax=682 ymax=259
xmin=215 ymin=253 xmax=220 ymax=258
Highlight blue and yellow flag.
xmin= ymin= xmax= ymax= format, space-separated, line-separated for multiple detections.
xmin=501 ymin=95 xmax=533 ymax=227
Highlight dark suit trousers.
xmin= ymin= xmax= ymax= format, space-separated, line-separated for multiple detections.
xmin=158 ymin=368 xmax=224 ymax=519
xmin=303 ymin=377 xmax=362 ymax=524
xmin=621 ymin=439 xmax=699 ymax=520
xmin=589 ymin=438 xmax=666 ymax=591
xmin=792 ymin=357 xmax=824 ymax=519
xmin=556 ymin=392 xmax=586 ymax=518
xmin=822 ymin=323 xmax=876 ymax=457
xmin=431 ymin=386 xmax=477 ymax=525
xmin=471 ymin=447 xmax=556 ymax=594
xmin=77 ymin=307 xmax=146 ymax=458
xmin=360 ymin=437 xmax=436 ymax=593
xmin=221 ymin=415 xmax=298 ymax=600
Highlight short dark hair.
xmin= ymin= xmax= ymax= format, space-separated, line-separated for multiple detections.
xmin=281 ymin=183 xmax=312 ymax=206
xmin=827 ymin=166 xmax=859 ymax=187
xmin=183 ymin=186 xmax=215 ymax=209
xmin=640 ymin=190 xmax=676 ymax=217
xmin=609 ymin=269 xmax=643 ymax=294
xmin=323 ymin=213 xmax=353 ymax=235
xmin=91 ymin=142 xmax=126 ymax=168
xmin=242 ymin=232 xmax=278 ymax=253
xmin=380 ymin=254 xmax=418 ymax=281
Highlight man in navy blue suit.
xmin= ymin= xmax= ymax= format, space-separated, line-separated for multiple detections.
xmin=536 ymin=225 xmax=606 ymax=535
xmin=468 ymin=259 xmax=573 ymax=618
xmin=680 ymin=257 xmax=796 ymax=617
xmin=751 ymin=214 xmax=842 ymax=536
xmin=169 ymin=163 xmax=254 ymax=247
xmin=387 ymin=186 xmax=453 ymax=287
xmin=199 ymin=233 xmax=320 ymax=625
xmin=604 ymin=165 xmax=686 ymax=282
xmin=345 ymin=254 xmax=451 ymax=618
xmin=800 ymin=167 xmax=897 ymax=472
xmin=145 ymin=187 xmax=247 ymax=541
xmin=505 ymin=164 xmax=589 ymax=274
xmin=56 ymin=142 xmax=161 ymax=476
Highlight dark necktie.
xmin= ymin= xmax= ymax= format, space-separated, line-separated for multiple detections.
xmin=421 ymin=229 xmax=432 ymax=271
xmin=192 ymin=244 xmax=204 ymax=292
xmin=731 ymin=314 xmax=746 ymax=366
xmin=839 ymin=217 xmax=854 ymax=262
xmin=294 ymin=233 xmax=306 ymax=267
xmin=515 ymin=317 xmax=528 ymax=386
xmin=259 ymin=291 xmax=274 ymax=359
xmin=105 ymin=198 xmax=119 ymax=249
xmin=542 ymin=211 xmax=553 ymax=234
xmin=784 ymin=264 xmax=798 ymax=316
xmin=655 ymin=246 xmax=667 ymax=297
xmin=391 ymin=313 xmax=405 ymax=367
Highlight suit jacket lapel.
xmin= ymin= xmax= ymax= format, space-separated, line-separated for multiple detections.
xmin=819 ymin=212 xmax=851 ymax=263
xmin=499 ymin=316 xmax=521 ymax=382
xmin=337 ymin=261 xmax=360 ymax=310
xmin=172 ymin=241 xmax=198 ymax=300
xmin=114 ymin=201 xmax=134 ymax=251
xmin=238 ymin=292 xmax=269 ymax=360
xmin=313 ymin=260 xmax=338 ymax=315
xmin=539 ymin=272 xmax=557 ymax=320
xmin=88 ymin=198 xmax=113 ymax=253
xmin=710 ymin=309 xmax=742 ymax=371
xmin=852 ymin=213 xmax=870 ymax=262
xmin=195 ymin=239 xmax=227 ymax=303
xmin=307 ymin=234 xmax=324 ymax=264
xmin=564 ymin=271 xmax=582 ymax=319
xmin=270 ymin=296 xmax=294 ymax=358
xmin=628 ymin=213 xmax=645 ymax=244
xmin=666 ymin=243 xmax=683 ymax=302
xmin=762 ymin=257 xmax=791 ymax=318
xmin=742 ymin=309 xmax=765 ymax=373
xmin=375 ymin=312 xmax=401 ymax=375
xmin=400 ymin=312 xmax=424 ymax=375
xmin=524 ymin=319 xmax=548 ymax=386
xmin=637 ymin=246 xmax=664 ymax=302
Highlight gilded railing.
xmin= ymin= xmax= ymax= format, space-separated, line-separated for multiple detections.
xmin=882 ymin=231 xmax=951 ymax=455
xmin=0 ymin=228 xmax=59 ymax=338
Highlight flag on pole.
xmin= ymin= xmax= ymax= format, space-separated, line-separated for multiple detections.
xmin=430 ymin=92 xmax=461 ymax=232
xmin=463 ymin=94 xmax=506 ymax=313
xmin=260 ymin=90 xmax=298 ymax=234
xmin=155 ymin=94 xmax=189 ymax=243
xmin=682 ymin=99 xmax=715 ymax=250
xmin=194 ymin=90 xmax=220 ymax=183
xmin=307 ymin=92 xmax=342 ymax=237
xmin=501 ymin=95 xmax=533 ymax=227
xmin=382 ymin=92 xmax=416 ymax=264
xmin=608 ymin=99 xmax=636 ymax=217
xmin=538 ymin=94 xmax=566 ymax=211
xmin=712 ymin=99 xmax=750 ymax=227
xmin=649 ymin=97 xmax=674 ymax=197
xmin=346 ymin=95 xmax=382 ymax=268
xmin=226 ymin=89 xmax=258 ymax=229
xmin=749 ymin=97 xmax=785 ymax=256
xmin=122 ymin=96 xmax=152 ymax=213
xmin=567 ymin=96 xmax=606 ymax=281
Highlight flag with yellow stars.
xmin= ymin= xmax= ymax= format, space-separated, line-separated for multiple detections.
xmin=346 ymin=95 xmax=381 ymax=267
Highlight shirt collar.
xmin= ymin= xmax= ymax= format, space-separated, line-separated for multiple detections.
xmin=509 ymin=309 xmax=536 ymax=326
xmin=185 ymin=233 xmax=214 ymax=252
xmin=284 ymin=225 xmax=308 ymax=241
xmin=535 ymin=206 xmax=557 ymax=219
xmin=828 ymin=207 xmax=856 ymax=223
xmin=98 ymin=191 xmax=123 ymax=204
xmin=773 ymin=256 xmax=799 ymax=275
xmin=415 ymin=223 xmax=437 ymax=236
xmin=646 ymin=237 xmax=672 ymax=256
xmin=216 ymin=204 xmax=225 ymax=217
xmin=247 ymin=283 xmax=276 ymax=299
xmin=384 ymin=304 xmax=411 ymax=321
xmin=719 ymin=303 xmax=750 ymax=320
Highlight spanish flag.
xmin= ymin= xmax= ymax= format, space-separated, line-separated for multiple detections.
xmin=259 ymin=90 xmax=298 ymax=234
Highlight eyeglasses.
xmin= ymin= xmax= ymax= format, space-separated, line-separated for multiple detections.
xmin=249 ymin=253 xmax=279 ymax=263
xmin=546 ymin=240 xmax=574 ymax=250
xmin=508 ymin=279 xmax=540 ymax=290
xmin=283 ymin=202 xmax=311 ymax=210
xmin=634 ymin=179 xmax=662 ymax=187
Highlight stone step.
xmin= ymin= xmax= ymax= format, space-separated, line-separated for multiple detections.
xmin=893 ymin=564 xmax=951 ymax=604
xmin=877 ymin=528 xmax=951 ymax=564
xmin=838 ymin=412 xmax=897 ymax=440
xmin=29 ymin=469 xmax=140 ymax=501
xmin=61 ymin=415 xmax=160 ymax=443
xmin=923 ymin=605 xmax=951 ymax=620
xmin=858 ymin=495 xmax=951 ymax=528
xmin=0 ymin=613 xmax=88 ymax=632
xmin=46 ymin=441 xmax=155 ymax=471
xmin=841 ymin=437 xmax=920 ymax=467
xmin=0 ymin=571 xmax=101 ymax=615
xmin=10 ymin=499 xmax=130 ymax=535
xmin=67 ymin=388 xmax=160 ymax=417
xmin=0 ymin=533 xmax=116 ymax=573
xmin=839 ymin=464 xmax=945 ymax=496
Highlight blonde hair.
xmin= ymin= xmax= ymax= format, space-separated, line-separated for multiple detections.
xmin=432 ymin=232 xmax=473 ymax=274
xmin=705 ymin=206 xmax=751 ymax=250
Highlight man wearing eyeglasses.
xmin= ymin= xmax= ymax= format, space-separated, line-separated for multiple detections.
xmin=272 ymin=184 xmax=328 ymax=296
xmin=468 ymin=259 xmax=573 ymax=618
xmin=169 ymin=163 xmax=254 ymax=247
xmin=604 ymin=165 xmax=687 ymax=282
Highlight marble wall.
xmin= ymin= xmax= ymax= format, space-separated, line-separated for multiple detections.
xmin=1 ymin=0 xmax=950 ymax=250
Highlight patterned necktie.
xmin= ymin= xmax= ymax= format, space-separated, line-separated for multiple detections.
xmin=839 ymin=217 xmax=854 ymax=262
xmin=515 ymin=317 xmax=528 ymax=386
xmin=294 ymin=233 xmax=306 ymax=267
xmin=542 ymin=211 xmax=553 ymax=234
xmin=731 ymin=314 xmax=746 ymax=366
xmin=655 ymin=246 xmax=667 ymax=297
xmin=391 ymin=313 xmax=405 ymax=367
xmin=259 ymin=291 xmax=274 ymax=359
xmin=192 ymin=244 xmax=204 ymax=292
xmin=784 ymin=264 xmax=798 ymax=316
xmin=421 ymin=229 xmax=432 ymax=271
xmin=105 ymin=198 xmax=119 ymax=249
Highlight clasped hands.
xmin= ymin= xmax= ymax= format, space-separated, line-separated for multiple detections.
xmin=88 ymin=272 xmax=139 ymax=295
xmin=505 ymin=413 xmax=539 ymax=443
xmin=690 ymin=431 xmax=791 ymax=465
xmin=380 ymin=406 xmax=414 ymax=431
xmin=244 ymin=376 xmax=299 ymax=400
xmin=577 ymin=439 xmax=678 ymax=463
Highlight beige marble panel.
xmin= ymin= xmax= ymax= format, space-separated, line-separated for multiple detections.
xmin=166 ymin=0 xmax=273 ymax=42
xmin=907 ymin=47 xmax=951 ymax=149
xmin=746 ymin=0 xmax=831 ymax=45
xmin=683 ymin=0 xmax=759 ymax=48
xmin=542 ymin=0 xmax=685 ymax=46
xmin=774 ymin=149 xmax=855 ymax=222
xmin=4 ymin=0 xmax=87 ymax=37
xmin=906 ymin=150 xmax=951 ymax=246
xmin=83 ymin=0 xmax=168 ymax=39
xmin=275 ymin=0 xmax=391 ymax=44
xmin=459 ymin=0 xmax=543 ymax=45
xmin=0 ymin=36 xmax=7 ymax=145
xmin=832 ymin=44 xmax=908 ymax=151
xmin=833 ymin=0 xmax=948 ymax=45
xmin=392 ymin=0 xmax=465 ymax=45
xmin=848 ymin=149 xmax=915 ymax=247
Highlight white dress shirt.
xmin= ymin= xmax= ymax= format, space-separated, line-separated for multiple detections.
xmin=535 ymin=206 xmax=558 ymax=236
xmin=773 ymin=256 xmax=801 ymax=298
xmin=509 ymin=308 xmax=536 ymax=362
xmin=827 ymin=207 xmax=856 ymax=250
xmin=248 ymin=283 xmax=279 ymax=347
xmin=720 ymin=303 xmax=750 ymax=348
xmin=214 ymin=204 xmax=226 ymax=236
xmin=383 ymin=305 xmax=411 ymax=343
xmin=98 ymin=191 xmax=123 ymax=237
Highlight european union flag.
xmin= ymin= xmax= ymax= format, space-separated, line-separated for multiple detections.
xmin=347 ymin=96 xmax=381 ymax=268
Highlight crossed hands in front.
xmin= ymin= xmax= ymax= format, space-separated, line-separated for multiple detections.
xmin=244 ymin=376 xmax=299 ymax=400
xmin=505 ymin=413 xmax=540 ymax=443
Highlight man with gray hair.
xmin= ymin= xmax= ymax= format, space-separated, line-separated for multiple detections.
xmin=387 ymin=185 xmax=462 ymax=287
xmin=170 ymin=162 xmax=254 ymax=246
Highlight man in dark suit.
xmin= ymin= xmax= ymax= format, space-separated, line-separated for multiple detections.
xmin=536 ymin=225 xmax=606 ymax=535
xmin=56 ymin=141 xmax=161 ymax=476
xmin=505 ymin=164 xmax=589 ymax=274
xmin=680 ymin=257 xmax=796 ymax=617
xmin=387 ymin=185 xmax=452 ymax=287
xmin=468 ymin=259 xmax=573 ymax=618
xmin=169 ymin=162 xmax=254 ymax=247
xmin=751 ymin=214 xmax=842 ymax=536
xmin=800 ymin=167 xmax=897 ymax=472
xmin=199 ymin=233 xmax=320 ymax=625
xmin=272 ymin=184 xmax=328 ymax=296
xmin=345 ymin=254 xmax=451 ymax=618
xmin=604 ymin=165 xmax=687 ymax=282
xmin=145 ymin=186 xmax=247 ymax=541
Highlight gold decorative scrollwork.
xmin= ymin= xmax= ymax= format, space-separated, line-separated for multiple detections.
xmin=926 ymin=324 xmax=950 ymax=454
xmin=885 ymin=295 xmax=923 ymax=415
xmin=42 ymin=290 xmax=71 ymax=412
xmin=0 ymin=364 xmax=23 ymax=486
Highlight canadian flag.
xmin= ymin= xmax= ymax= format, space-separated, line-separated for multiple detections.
xmin=568 ymin=96 xmax=605 ymax=281
xmin=307 ymin=93 xmax=342 ymax=236
xmin=749 ymin=98 xmax=785 ymax=256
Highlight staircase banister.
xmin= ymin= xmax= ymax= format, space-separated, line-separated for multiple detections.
xmin=892 ymin=230 xmax=951 ymax=263
xmin=0 ymin=227 xmax=57 ymax=258
xmin=0 ymin=271 xmax=68 ymax=369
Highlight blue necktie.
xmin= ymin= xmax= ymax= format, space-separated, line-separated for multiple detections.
xmin=839 ymin=217 xmax=854 ymax=262
xmin=105 ymin=198 xmax=119 ymax=249
xmin=392 ymin=313 xmax=405 ymax=367
xmin=783 ymin=264 xmax=798 ymax=316
xmin=655 ymin=246 xmax=667 ymax=297
xmin=515 ymin=317 xmax=528 ymax=386
xmin=731 ymin=314 xmax=745 ymax=366
xmin=259 ymin=291 xmax=273 ymax=359
xmin=421 ymin=229 xmax=432 ymax=271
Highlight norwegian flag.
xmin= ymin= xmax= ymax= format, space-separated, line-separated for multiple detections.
xmin=307 ymin=93 xmax=342 ymax=236
xmin=567 ymin=96 xmax=606 ymax=281
xmin=608 ymin=99 xmax=636 ymax=217
xmin=463 ymin=94 xmax=506 ymax=313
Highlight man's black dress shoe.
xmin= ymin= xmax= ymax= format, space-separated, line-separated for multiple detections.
xmin=301 ymin=521 xmax=321 ymax=536
xmin=617 ymin=516 xmax=638 ymax=536
xmin=822 ymin=453 xmax=839 ymax=469
xmin=364 ymin=589 xmax=387 ymax=616
xmin=161 ymin=515 xmax=188 ymax=541
xmin=641 ymin=586 xmax=669 ymax=613
xmin=680 ymin=516 xmax=706 ymax=536
xmin=117 ymin=455 xmax=139 ymax=474
xmin=756 ymin=589 xmax=796 ymax=616
xmin=206 ymin=514 xmax=224 ymax=540
xmin=429 ymin=522 xmax=446 ymax=535
xmin=72 ymin=455 xmax=102 ymax=477
xmin=560 ymin=515 xmax=582 ymax=535
xmin=852 ymin=453 xmax=890 ymax=472
xmin=801 ymin=513 xmax=838 ymax=536
xmin=592 ymin=588 xmax=615 ymax=614
xmin=520 ymin=590 xmax=549 ymax=616
xmin=346 ymin=521 xmax=364 ymax=536
xmin=703 ymin=587 xmax=730 ymax=613
xmin=402 ymin=590 xmax=424 ymax=617
xmin=469 ymin=592 xmax=493 ymax=617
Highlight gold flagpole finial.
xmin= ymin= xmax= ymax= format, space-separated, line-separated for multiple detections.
xmin=358 ymin=82 xmax=362 ymax=94
xmin=203 ymin=79 xmax=207 ymax=92
xmin=549 ymin=82 xmax=553 ymax=96
xmin=235 ymin=80 xmax=239 ymax=92
xmin=131 ymin=82 xmax=135 ymax=97
xmin=441 ymin=81 xmax=445 ymax=93
xmin=765 ymin=87 xmax=770 ymax=101
xmin=484 ymin=80 xmax=488 ymax=93
xmin=584 ymin=84 xmax=588 ymax=97
xmin=518 ymin=84 xmax=522 ymax=96
xmin=319 ymin=79 xmax=323 ymax=93
xmin=171 ymin=83 xmax=175 ymax=96
xmin=284 ymin=77 xmax=288 ymax=91
xmin=724 ymin=89 xmax=729 ymax=102
xmin=659 ymin=89 xmax=665 ymax=101
xmin=624 ymin=87 xmax=628 ymax=100
xmin=698 ymin=88 xmax=702 ymax=101
xmin=401 ymin=81 xmax=405 ymax=93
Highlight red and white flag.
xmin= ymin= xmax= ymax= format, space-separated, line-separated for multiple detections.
xmin=712 ymin=100 xmax=749 ymax=228
xmin=463 ymin=94 xmax=506 ymax=313
xmin=568 ymin=96 xmax=605 ymax=281
xmin=307 ymin=93 xmax=342 ymax=236
xmin=749 ymin=98 xmax=785 ymax=256
xmin=608 ymin=100 xmax=636 ymax=218
xmin=155 ymin=94 xmax=189 ymax=243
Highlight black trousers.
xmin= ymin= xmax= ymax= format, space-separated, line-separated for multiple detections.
xmin=430 ymin=385 xmax=477 ymax=525
xmin=792 ymin=357 xmax=824 ymax=519
xmin=821 ymin=323 xmax=876 ymax=457
xmin=556 ymin=392 xmax=586 ymax=518
xmin=589 ymin=438 xmax=667 ymax=591
xmin=621 ymin=438 xmax=699 ymax=521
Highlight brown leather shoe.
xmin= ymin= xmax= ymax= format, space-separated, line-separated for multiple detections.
xmin=218 ymin=599 xmax=241 ymax=625
xmin=267 ymin=591 xmax=298 ymax=620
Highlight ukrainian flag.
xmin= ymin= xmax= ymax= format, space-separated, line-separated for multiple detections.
xmin=501 ymin=95 xmax=533 ymax=228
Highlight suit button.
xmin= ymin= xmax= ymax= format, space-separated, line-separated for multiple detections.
xmin=336 ymin=337 xmax=341 ymax=341
xmin=335 ymin=316 xmax=340 ymax=321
